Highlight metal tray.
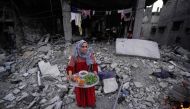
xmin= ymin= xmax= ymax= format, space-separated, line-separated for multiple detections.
xmin=69 ymin=72 xmax=99 ymax=88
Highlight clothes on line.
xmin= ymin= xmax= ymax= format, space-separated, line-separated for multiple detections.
xmin=71 ymin=12 xmax=82 ymax=35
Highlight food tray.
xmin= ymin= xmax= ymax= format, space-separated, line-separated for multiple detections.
xmin=69 ymin=72 xmax=99 ymax=88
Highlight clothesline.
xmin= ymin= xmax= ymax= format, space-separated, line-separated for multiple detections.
xmin=23 ymin=6 xmax=146 ymax=17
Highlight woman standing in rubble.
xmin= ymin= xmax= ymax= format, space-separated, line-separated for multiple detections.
xmin=66 ymin=40 xmax=98 ymax=108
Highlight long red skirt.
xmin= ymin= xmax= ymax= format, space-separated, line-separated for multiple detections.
xmin=75 ymin=86 xmax=96 ymax=107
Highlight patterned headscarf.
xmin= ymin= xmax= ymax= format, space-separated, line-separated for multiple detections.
xmin=73 ymin=40 xmax=93 ymax=65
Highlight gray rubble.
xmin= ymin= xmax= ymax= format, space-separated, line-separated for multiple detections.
xmin=0 ymin=41 xmax=190 ymax=109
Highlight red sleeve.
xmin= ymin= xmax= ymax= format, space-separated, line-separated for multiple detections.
xmin=91 ymin=53 xmax=98 ymax=73
xmin=93 ymin=63 xmax=98 ymax=73
xmin=66 ymin=56 xmax=75 ymax=74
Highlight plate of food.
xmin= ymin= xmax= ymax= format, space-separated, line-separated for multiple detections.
xmin=70 ymin=72 xmax=99 ymax=88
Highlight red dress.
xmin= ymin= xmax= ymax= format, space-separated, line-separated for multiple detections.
xmin=66 ymin=54 xmax=98 ymax=107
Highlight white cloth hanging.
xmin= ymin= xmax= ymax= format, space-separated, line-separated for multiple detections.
xmin=71 ymin=12 xmax=82 ymax=35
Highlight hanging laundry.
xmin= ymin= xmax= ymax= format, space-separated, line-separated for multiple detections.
xmin=81 ymin=10 xmax=91 ymax=18
xmin=106 ymin=11 xmax=109 ymax=15
xmin=92 ymin=10 xmax=95 ymax=15
xmin=118 ymin=8 xmax=132 ymax=20
xmin=118 ymin=10 xmax=125 ymax=20
xmin=71 ymin=12 xmax=83 ymax=35
xmin=109 ymin=11 xmax=112 ymax=15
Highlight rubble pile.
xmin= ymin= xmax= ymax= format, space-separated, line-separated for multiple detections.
xmin=0 ymin=40 xmax=190 ymax=109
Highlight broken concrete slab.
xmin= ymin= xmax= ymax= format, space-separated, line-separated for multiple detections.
xmin=38 ymin=61 xmax=60 ymax=77
xmin=103 ymin=77 xmax=118 ymax=94
xmin=0 ymin=66 xmax=6 ymax=73
xmin=116 ymin=39 xmax=160 ymax=59
xmin=3 ymin=93 xmax=16 ymax=101
xmin=13 ymin=88 xmax=21 ymax=94
xmin=16 ymin=92 xmax=29 ymax=102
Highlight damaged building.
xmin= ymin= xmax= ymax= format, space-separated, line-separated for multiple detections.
xmin=0 ymin=0 xmax=190 ymax=109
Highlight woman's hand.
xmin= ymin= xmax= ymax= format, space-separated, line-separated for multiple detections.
xmin=93 ymin=71 xmax=98 ymax=75
xmin=67 ymin=71 xmax=73 ymax=80
xmin=67 ymin=75 xmax=72 ymax=80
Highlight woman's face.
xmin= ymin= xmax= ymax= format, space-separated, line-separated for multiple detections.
xmin=80 ymin=42 xmax=88 ymax=54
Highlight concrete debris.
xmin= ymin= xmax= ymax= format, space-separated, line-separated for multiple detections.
xmin=132 ymin=63 xmax=138 ymax=68
xmin=103 ymin=78 xmax=118 ymax=94
xmin=123 ymin=82 xmax=130 ymax=89
xmin=0 ymin=100 xmax=5 ymax=103
xmin=116 ymin=39 xmax=160 ymax=59
xmin=27 ymin=67 xmax=38 ymax=74
xmin=13 ymin=88 xmax=21 ymax=94
xmin=19 ymin=83 xmax=27 ymax=89
xmin=0 ymin=40 xmax=190 ymax=109
xmin=134 ymin=82 xmax=143 ymax=88
xmin=16 ymin=92 xmax=29 ymax=101
xmin=175 ymin=47 xmax=190 ymax=57
xmin=0 ymin=66 xmax=6 ymax=73
xmin=0 ymin=53 xmax=5 ymax=64
xmin=3 ymin=93 xmax=16 ymax=101
xmin=38 ymin=44 xmax=51 ymax=53
xmin=111 ymin=63 xmax=118 ymax=69
xmin=23 ymin=72 xmax=29 ymax=77
xmin=47 ymin=95 xmax=61 ymax=105
xmin=159 ymin=82 xmax=168 ymax=88
xmin=180 ymin=71 xmax=190 ymax=77
xmin=44 ymin=103 xmax=55 ymax=109
xmin=54 ymin=101 xmax=63 ymax=109
xmin=27 ymin=97 xmax=40 ymax=109
xmin=56 ymin=84 xmax=68 ymax=91
xmin=38 ymin=61 xmax=60 ymax=77
xmin=40 ymin=98 xmax=47 ymax=104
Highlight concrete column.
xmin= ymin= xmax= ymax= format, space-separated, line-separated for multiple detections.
xmin=133 ymin=0 xmax=146 ymax=39
xmin=61 ymin=0 xmax=72 ymax=42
